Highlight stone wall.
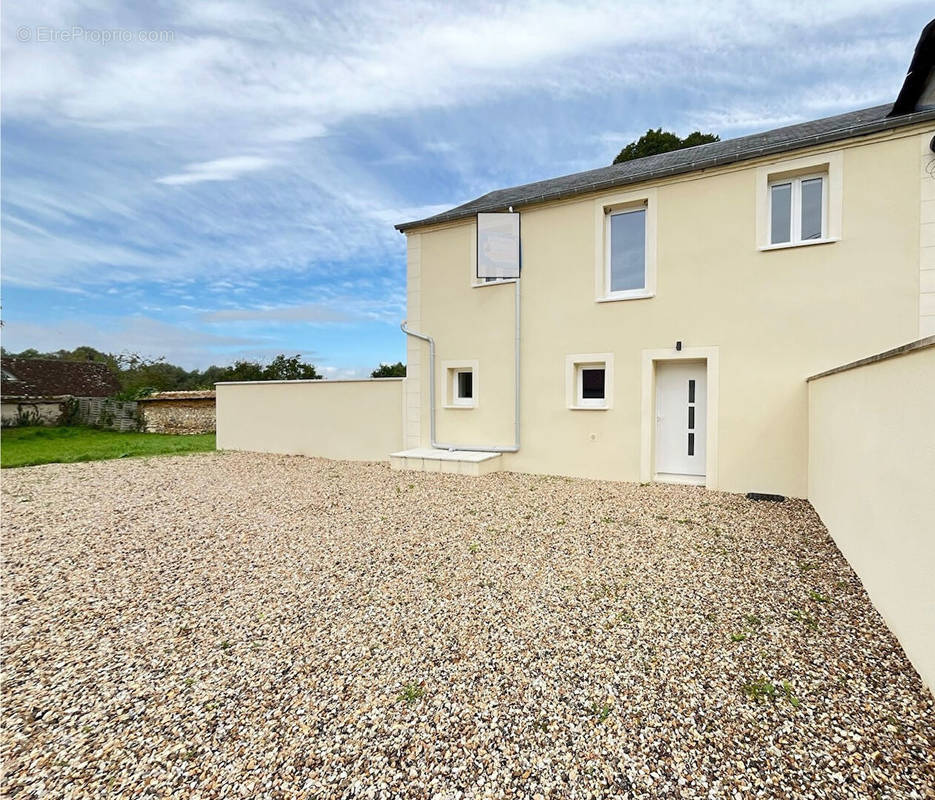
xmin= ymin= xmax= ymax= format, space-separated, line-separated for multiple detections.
xmin=140 ymin=395 xmax=215 ymax=435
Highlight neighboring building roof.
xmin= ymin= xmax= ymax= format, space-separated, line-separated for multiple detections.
xmin=0 ymin=357 xmax=121 ymax=399
xmin=137 ymin=390 xmax=216 ymax=402
xmin=396 ymin=104 xmax=935 ymax=232
xmin=889 ymin=18 xmax=935 ymax=116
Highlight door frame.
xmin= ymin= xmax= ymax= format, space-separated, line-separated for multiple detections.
xmin=640 ymin=346 xmax=719 ymax=489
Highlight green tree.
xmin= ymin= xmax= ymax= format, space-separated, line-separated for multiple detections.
xmin=262 ymin=354 xmax=322 ymax=381
xmin=371 ymin=362 xmax=405 ymax=378
xmin=612 ymin=128 xmax=719 ymax=165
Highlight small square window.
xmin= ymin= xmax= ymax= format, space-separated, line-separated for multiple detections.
xmin=456 ymin=370 xmax=473 ymax=401
xmin=768 ymin=173 xmax=826 ymax=245
xmin=566 ymin=353 xmax=613 ymax=410
xmin=580 ymin=367 xmax=605 ymax=401
xmin=444 ymin=361 xmax=478 ymax=408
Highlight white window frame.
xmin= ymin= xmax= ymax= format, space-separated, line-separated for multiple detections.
xmin=442 ymin=360 xmax=478 ymax=408
xmin=756 ymin=150 xmax=842 ymax=251
xmin=470 ymin=221 xmax=519 ymax=288
xmin=594 ymin=188 xmax=657 ymax=302
xmin=565 ymin=353 xmax=614 ymax=410
xmin=767 ymin=173 xmax=827 ymax=246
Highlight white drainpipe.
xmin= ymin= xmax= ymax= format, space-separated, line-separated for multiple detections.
xmin=401 ymin=278 xmax=520 ymax=453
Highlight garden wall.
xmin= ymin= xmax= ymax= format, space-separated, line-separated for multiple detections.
xmin=139 ymin=391 xmax=215 ymax=434
xmin=808 ymin=337 xmax=935 ymax=691
xmin=216 ymin=378 xmax=404 ymax=461
xmin=1 ymin=396 xmax=139 ymax=430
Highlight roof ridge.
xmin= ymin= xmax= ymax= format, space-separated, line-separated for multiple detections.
xmin=397 ymin=104 xmax=935 ymax=232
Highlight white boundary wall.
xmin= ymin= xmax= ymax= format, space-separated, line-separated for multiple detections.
xmin=216 ymin=378 xmax=405 ymax=462
xmin=808 ymin=338 xmax=935 ymax=691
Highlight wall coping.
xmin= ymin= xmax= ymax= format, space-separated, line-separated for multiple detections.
xmin=807 ymin=336 xmax=935 ymax=382
xmin=215 ymin=377 xmax=405 ymax=386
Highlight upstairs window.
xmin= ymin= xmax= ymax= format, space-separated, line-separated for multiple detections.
xmin=769 ymin=173 xmax=827 ymax=245
xmin=607 ymin=206 xmax=647 ymax=295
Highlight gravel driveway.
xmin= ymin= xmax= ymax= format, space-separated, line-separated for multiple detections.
xmin=2 ymin=452 xmax=933 ymax=799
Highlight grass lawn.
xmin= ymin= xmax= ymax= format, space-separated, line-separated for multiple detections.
xmin=0 ymin=426 xmax=216 ymax=468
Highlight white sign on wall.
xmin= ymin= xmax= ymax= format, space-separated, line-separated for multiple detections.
xmin=476 ymin=212 xmax=520 ymax=279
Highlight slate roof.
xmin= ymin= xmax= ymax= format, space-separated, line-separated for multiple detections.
xmin=396 ymin=104 xmax=935 ymax=232
xmin=0 ymin=357 xmax=121 ymax=399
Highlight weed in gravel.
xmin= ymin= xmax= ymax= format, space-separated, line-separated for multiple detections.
xmin=705 ymin=611 xmax=717 ymax=622
xmin=468 ymin=542 xmax=479 ymax=553
xmin=781 ymin=681 xmax=801 ymax=707
xmin=589 ymin=702 xmax=613 ymax=723
xmin=809 ymin=590 xmax=831 ymax=604
xmin=398 ymin=683 xmax=425 ymax=705
xmin=797 ymin=561 xmax=817 ymax=572
xmin=218 ymin=640 xmax=231 ymax=650
xmin=743 ymin=678 xmax=776 ymax=702
xmin=744 ymin=614 xmax=763 ymax=628
xmin=743 ymin=678 xmax=799 ymax=707
xmin=730 ymin=632 xmax=747 ymax=642
xmin=601 ymin=517 xmax=615 ymax=523
xmin=792 ymin=609 xmax=819 ymax=630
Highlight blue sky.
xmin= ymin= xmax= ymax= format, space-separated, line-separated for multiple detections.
xmin=1 ymin=1 xmax=930 ymax=376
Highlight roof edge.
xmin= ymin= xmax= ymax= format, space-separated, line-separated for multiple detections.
xmin=396 ymin=106 xmax=935 ymax=233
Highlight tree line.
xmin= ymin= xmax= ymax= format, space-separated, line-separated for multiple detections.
xmin=1 ymin=346 xmax=406 ymax=399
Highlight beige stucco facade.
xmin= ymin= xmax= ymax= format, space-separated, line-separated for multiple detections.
xmin=216 ymin=379 xmax=404 ymax=461
xmin=808 ymin=339 xmax=935 ymax=690
xmin=404 ymin=125 xmax=934 ymax=497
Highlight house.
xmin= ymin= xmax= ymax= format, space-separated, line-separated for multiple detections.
xmin=1 ymin=357 xmax=121 ymax=425
xmin=216 ymin=25 xmax=935 ymax=688
xmin=391 ymin=58 xmax=935 ymax=499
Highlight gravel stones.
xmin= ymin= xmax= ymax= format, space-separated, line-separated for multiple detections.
xmin=2 ymin=452 xmax=933 ymax=798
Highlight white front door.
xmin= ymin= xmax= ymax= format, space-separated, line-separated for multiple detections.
xmin=655 ymin=361 xmax=706 ymax=481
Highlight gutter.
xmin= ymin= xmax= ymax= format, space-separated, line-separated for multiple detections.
xmin=401 ymin=279 xmax=520 ymax=454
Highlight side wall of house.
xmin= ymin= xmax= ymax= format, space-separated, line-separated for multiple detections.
xmin=406 ymin=127 xmax=930 ymax=496
xmin=216 ymin=379 xmax=404 ymax=461
xmin=808 ymin=340 xmax=935 ymax=690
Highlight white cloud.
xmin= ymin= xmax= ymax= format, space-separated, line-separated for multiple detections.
xmin=155 ymin=155 xmax=278 ymax=185
xmin=201 ymin=304 xmax=354 ymax=323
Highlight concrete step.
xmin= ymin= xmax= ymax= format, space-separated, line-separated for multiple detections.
xmin=389 ymin=447 xmax=503 ymax=476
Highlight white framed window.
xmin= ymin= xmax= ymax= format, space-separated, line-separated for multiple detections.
xmin=607 ymin=206 xmax=647 ymax=294
xmin=594 ymin=189 xmax=657 ymax=302
xmin=565 ymin=353 xmax=614 ymax=410
xmin=469 ymin=221 xmax=518 ymax=288
xmin=768 ymin=173 xmax=826 ymax=245
xmin=756 ymin=151 xmax=842 ymax=251
xmin=442 ymin=360 xmax=478 ymax=408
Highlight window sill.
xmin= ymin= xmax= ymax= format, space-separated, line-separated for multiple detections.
xmin=569 ymin=404 xmax=609 ymax=411
xmin=443 ymin=403 xmax=476 ymax=409
xmin=758 ymin=237 xmax=839 ymax=252
xmin=472 ymin=279 xmax=518 ymax=288
xmin=596 ymin=290 xmax=655 ymax=303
